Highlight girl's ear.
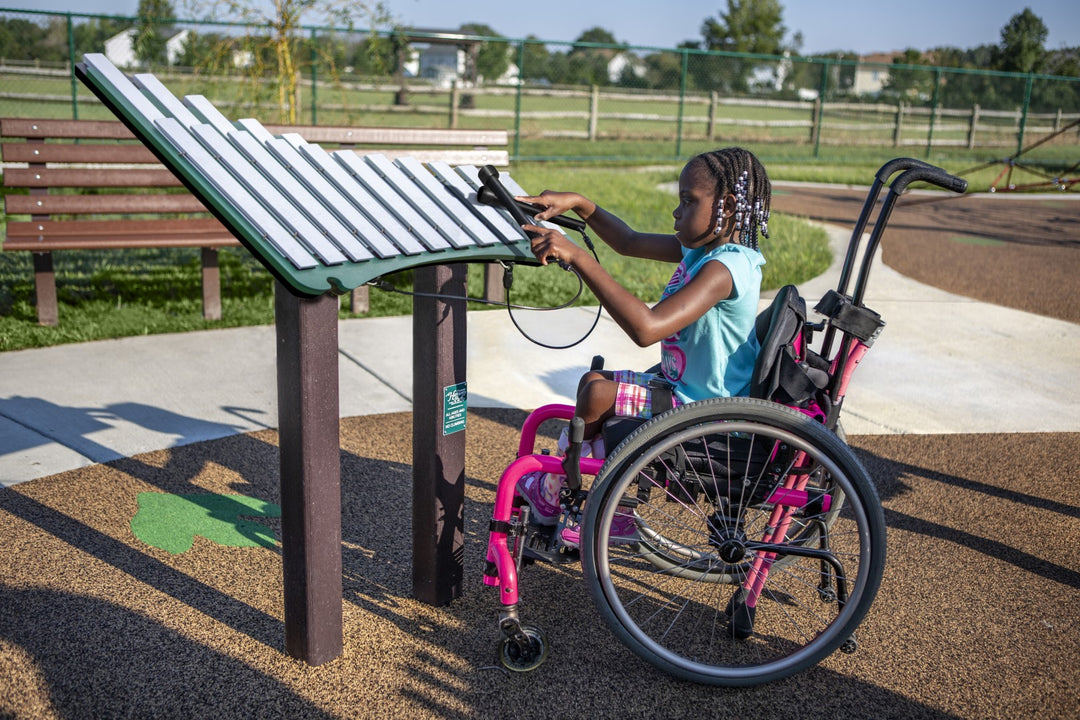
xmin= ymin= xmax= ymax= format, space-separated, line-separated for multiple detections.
xmin=722 ymin=193 xmax=737 ymax=216
xmin=714 ymin=193 xmax=737 ymax=235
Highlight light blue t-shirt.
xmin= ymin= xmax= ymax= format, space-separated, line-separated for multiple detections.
xmin=658 ymin=242 xmax=765 ymax=402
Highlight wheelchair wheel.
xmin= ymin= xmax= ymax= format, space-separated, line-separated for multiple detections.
xmin=580 ymin=397 xmax=885 ymax=686
xmin=628 ymin=418 xmax=849 ymax=584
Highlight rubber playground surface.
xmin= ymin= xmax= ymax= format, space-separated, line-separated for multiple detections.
xmin=1 ymin=189 xmax=1078 ymax=719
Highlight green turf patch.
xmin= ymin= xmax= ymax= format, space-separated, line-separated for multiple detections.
xmin=949 ymin=235 xmax=1006 ymax=247
xmin=131 ymin=492 xmax=281 ymax=554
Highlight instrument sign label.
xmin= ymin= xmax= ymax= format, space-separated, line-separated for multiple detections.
xmin=443 ymin=382 xmax=468 ymax=435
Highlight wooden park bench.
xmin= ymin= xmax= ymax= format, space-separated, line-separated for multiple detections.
xmin=0 ymin=117 xmax=509 ymax=326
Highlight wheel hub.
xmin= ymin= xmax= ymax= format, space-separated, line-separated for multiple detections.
xmin=708 ymin=512 xmax=748 ymax=562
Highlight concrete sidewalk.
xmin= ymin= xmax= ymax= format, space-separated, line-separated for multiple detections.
xmin=2 ymin=224 xmax=1078 ymax=487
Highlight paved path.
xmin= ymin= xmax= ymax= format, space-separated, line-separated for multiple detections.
xmin=2 ymin=224 xmax=1079 ymax=486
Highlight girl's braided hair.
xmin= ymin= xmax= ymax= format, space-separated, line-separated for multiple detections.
xmin=691 ymin=147 xmax=771 ymax=252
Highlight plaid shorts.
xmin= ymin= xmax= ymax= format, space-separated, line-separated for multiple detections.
xmin=611 ymin=370 xmax=681 ymax=420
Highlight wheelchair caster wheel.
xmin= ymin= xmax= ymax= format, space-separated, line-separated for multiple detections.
xmin=497 ymin=624 xmax=549 ymax=672
xmin=840 ymin=635 xmax=858 ymax=654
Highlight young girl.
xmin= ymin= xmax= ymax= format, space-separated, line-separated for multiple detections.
xmin=516 ymin=147 xmax=771 ymax=537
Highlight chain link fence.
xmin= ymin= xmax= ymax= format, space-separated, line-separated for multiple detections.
xmin=2 ymin=8 xmax=1078 ymax=170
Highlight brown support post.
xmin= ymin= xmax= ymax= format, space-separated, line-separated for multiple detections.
xmin=201 ymin=247 xmax=222 ymax=321
xmin=275 ymin=281 xmax=343 ymax=665
xmin=412 ymin=263 xmax=467 ymax=606
xmin=32 ymin=251 xmax=59 ymax=327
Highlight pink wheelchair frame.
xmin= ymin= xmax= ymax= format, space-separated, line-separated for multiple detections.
xmin=481 ymin=159 xmax=967 ymax=685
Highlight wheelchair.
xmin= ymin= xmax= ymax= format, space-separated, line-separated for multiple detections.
xmin=481 ymin=159 xmax=967 ymax=686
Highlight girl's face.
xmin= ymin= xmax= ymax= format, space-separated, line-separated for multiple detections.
xmin=673 ymin=163 xmax=730 ymax=249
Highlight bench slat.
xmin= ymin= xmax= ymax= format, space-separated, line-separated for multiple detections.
xmin=1 ymin=119 xmax=509 ymax=150
xmin=6 ymin=193 xmax=210 ymax=215
xmin=4 ymin=167 xmax=184 ymax=188
xmin=1 ymin=146 xmax=508 ymax=177
xmin=2 ymin=142 xmax=159 ymax=164
xmin=4 ymin=217 xmax=239 ymax=251
xmin=0 ymin=117 xmax=137 ymax=140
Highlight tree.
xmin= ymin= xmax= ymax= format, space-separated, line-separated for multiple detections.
xmin=134 ymin=0 xmax=176 ymax=67
xmin=573 ymin=27 xmax=619 ymax=48
xmin=698 ymin=0 xmax=789 ymax=93
xmin=996 ymin=8 xmax=1048 ymax=74
xmin=701 ymin=0 xmax=786 ymax=56
xmin=642 ymin=50 xmax=684 ymax=90
xmin=881 ymin=48 xmax=936 ymax=101
xmin=0 ymin=18 xmax=52 ymax=61
xmin=519 ymin=35 xmax=550 ymax=82
xmin=458 ymin=23 xmax=511 ymax=83
xmin=563 ymin=26 xmax=624 ymax=87
xmin=172 ymin=28 xmax=228 ymax=69
xmin=184 ymin=0 xmax=391 ymax=123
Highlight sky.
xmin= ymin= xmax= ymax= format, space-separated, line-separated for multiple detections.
xmin=4 ymin=0 xmax=1079 ymax=56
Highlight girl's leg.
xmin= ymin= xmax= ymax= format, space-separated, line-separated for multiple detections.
xmin=576 ymin=375 xmax=619 ymax=439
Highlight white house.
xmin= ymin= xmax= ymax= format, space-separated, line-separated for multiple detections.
xmin=607 ymin=52 xmax=645 ymax=83
xmin=104 ymin=28 xmax=190 ymax=68
xmin=417 ymin=44 xmax=462 ymax=86
xmin=414 ymin=42 xmax=519 ymax=86
xmin=853 ymin=53 xmax=897 ymax=96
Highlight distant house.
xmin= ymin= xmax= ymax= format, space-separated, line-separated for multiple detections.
xmin=104 ymin=28 xmax=190 ymax=67
xmin=411 ymin=34 xmax=518 ymax=87
xmin=749 ymin=51 xmax=792 ymax=93
xmin=607 ymin=52 xmax=645 ymax=84
xmin=853 ymin=53 xmax=899 ymax=96
xmin=417 ymin=43 xmax=462 ymax=86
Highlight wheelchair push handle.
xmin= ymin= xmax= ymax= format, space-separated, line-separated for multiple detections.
xmin=874 ymin=157 xmax=932 ymax=184
xmin=846 ymin=160 xmax=968 ymax=309
xmin=890 ymin=163 xmax=968 ymax=196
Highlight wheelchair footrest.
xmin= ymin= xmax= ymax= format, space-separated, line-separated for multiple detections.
xmin=521 ymin=523 xmax=580 ymax=565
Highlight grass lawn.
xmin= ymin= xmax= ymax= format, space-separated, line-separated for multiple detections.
xmin=0 ymin=165 xmax=831 ymax=351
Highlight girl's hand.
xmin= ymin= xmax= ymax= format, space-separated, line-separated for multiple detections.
xmin=515 ymin=190 xmax=591 ymax=223
xmin=524 ymin=224 xmax=585 ymax=268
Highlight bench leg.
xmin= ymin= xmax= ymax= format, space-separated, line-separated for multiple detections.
xmin=32 ymin=252 xmax=59 ymax=327
xmin=349 ymin=285 xmax=369 ymax=314
xmin=484 ymin=262 xmax=505 ymax=304
xmin=201 ymin=247 xmax=222 ymax=321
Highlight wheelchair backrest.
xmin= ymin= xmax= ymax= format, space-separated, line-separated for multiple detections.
xmin=750 ymin=285 xmax=830 ymax=409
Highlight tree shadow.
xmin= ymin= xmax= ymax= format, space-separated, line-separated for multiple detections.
xmin=0 ymin=584 xmax=335 ymax=719
xmin=0 ymin=395 xmax=255 ymax=465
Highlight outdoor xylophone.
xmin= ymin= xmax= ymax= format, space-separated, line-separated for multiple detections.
xmin=74 ymin=53 xmax=561 ymax=297
xmin=74 ymin=53 xmax=575 ymax=665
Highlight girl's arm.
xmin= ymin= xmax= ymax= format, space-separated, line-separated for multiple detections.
xmin=526 ymin=224 xmax=734 ymax=347
xmin=517 ymin=190 xmax=682 ymax=263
